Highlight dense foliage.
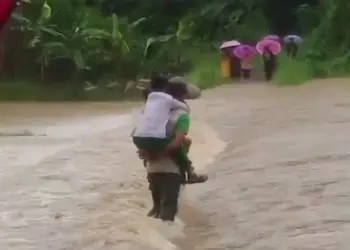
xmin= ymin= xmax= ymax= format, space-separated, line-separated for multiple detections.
xmin=1 ymin=0 xmax=347 ymax=93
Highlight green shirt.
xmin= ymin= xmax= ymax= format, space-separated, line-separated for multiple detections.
xmin=146 ymin=110 xmax=190 ymax=174
xmin=174 ymin=113 xmax=190 ymax=134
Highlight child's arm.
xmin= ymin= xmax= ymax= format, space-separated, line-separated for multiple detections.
xmin=169 ymin=97 xmax=189 ymax=112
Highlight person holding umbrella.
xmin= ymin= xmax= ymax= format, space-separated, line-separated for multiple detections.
xmin=256 ymin=38 xmax=282 ymax=81
xmin=233 ymin=45 xmax=256 ymax=80
xmin=220 ymin=40 xmax=241 ymax=79
xmin=283 ymin=34 xmax=302 ymax=58
xmin=262 ymin=47 xmax=276 ymax=81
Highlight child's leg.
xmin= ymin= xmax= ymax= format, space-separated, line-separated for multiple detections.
xmin=183 ymin=137 xmax=192 ymax=152
xmin=171 ymin=146 xmax=192 ymax=181
xmin=169 ymin=139 xmax=209 ymax=184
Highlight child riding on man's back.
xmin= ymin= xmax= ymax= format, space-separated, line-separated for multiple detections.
xmin=132 ymin=74 xmax=195 ymax=182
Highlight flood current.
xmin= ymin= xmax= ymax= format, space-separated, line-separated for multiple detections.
xmin=2 ymin=79 xmax=350 ymax=249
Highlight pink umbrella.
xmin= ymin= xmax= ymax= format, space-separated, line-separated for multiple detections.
xmin=256 ymin=39 xmax=282 ymax=55
xmin=262 ymin=35 xmax=280 ymax=42
xmin=233 ymin=45 xmax=256 ymax=59
xmin=220 ymin=40 xmax=241 ymax=49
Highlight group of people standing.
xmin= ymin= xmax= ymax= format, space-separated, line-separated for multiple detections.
xmin=131 ymin=74 xmax=206 ymax=222
xmin=221 ymin=34 xmax=302 ymax=81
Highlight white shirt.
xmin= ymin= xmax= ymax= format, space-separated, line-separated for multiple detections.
xmin=133 ymin=92 xmax=189 ymax=138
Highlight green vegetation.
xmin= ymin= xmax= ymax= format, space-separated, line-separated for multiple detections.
xmin=0 ymin=0 xmax=347 ymax=99
xmin=275 ymin=1 xmax=350 ymax=84
xmin=274 ymin=54 xmax=312 ymax=85
xmin=187 ymin=52 xmax=223 ymax=89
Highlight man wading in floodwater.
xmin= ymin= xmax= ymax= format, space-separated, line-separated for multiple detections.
xmin=133 ymin=76 xmax=207 ymax=221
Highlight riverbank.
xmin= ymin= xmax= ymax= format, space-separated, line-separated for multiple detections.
xmin=0 ymin=54 xmax=221 ymax=101
xmin=0 ymin=81 xmax=143 ymax=101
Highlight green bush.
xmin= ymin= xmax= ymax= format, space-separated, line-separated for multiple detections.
xmin=187 ymin=51 xmax=226 ymax=89
xmin=3 ymin=0 xmax=350 ymax=100
xmin=274 ymin=54 xmax=312 ymax=85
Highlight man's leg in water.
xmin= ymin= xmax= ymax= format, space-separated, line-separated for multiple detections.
xmin=159 ymin=173 xmax=181 ymax=221
xmin=147 ymin=173 xmax=162 ymax=218
xmin=147 ymin=173 xmax=181 ymax=221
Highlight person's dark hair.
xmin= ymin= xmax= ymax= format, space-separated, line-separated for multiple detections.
xmin=150 ymin=72 xmax=168 ymax=92
xmin=165 ymin=82 xmax=187 ymax=100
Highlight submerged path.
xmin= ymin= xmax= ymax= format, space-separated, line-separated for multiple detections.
xmin=1 ymin=79 xmax=350 ymax=249
xmin=181 ymin=79 xmax=350 ymax=250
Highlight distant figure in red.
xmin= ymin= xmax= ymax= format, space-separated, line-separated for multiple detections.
xmin=0 ymin=0 xmax=19 ymax=33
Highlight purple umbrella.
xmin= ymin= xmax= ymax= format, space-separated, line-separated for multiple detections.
xmin=233 ymin=45 xmax=256 ymax=59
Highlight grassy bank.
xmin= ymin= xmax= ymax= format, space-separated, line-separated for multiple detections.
xmin=5 ymin=51 xmax=343 ymax=101
xmin=187 ymin=52 xmax=227 ymax=89
xmin=273 ymin=46 xmax=350 ymax=85
xmin=273 ymin=54 xmax=313 ymax=85
xmin=0 ymin=51 xmax=226 ymax=101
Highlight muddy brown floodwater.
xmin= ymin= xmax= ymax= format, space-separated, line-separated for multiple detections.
xmin=2 ymin=79 xmax=350 ymax=250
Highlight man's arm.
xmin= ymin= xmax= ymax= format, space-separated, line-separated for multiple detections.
xmin=165 ymin=131 xmax=187 ymax=153
xmin=164 ymin=114 xmax=190 ymax=153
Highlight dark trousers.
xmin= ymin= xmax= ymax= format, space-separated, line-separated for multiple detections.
xmin=242 ymin=69 xmax=251 ymax=79
xmin=231 ymin=57 xmax=241 ymax=78
xmin=286 ymin=44 xmax=298 ymax=58
xmin=264 ymin=63 xmax=276 ymax=81
xmin=147 ymin=173 xmax=181 ymax=221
